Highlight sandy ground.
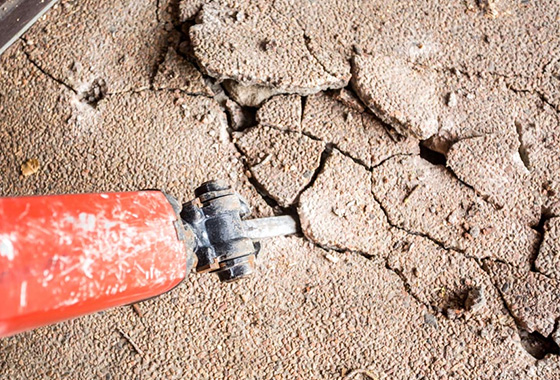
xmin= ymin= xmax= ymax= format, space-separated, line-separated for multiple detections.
xmin=1 ymin=0 xmax=560 ymax=378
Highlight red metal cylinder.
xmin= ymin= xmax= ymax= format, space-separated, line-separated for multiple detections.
xmin=0 ymin=191 xmax=193 ymax=338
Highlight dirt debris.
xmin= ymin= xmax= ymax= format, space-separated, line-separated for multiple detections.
xmin=323 ymin=252 xmax=340 ymax=264
xmin=179 ymin=0 xmax=212 ymax=21
xmin=341 ymin=368 xmax=377 ymax=379
xmin=331 ymin=89 xmax=366 ymax=113
xmin=211 ymin=83 xmax=256 ymax=130
xmin=116 ymin=326 xmax=144 ymax=356
xmin=222 ymin=80 xmax=282 ymax=107
xmin=465 ymin=285 xmax=487 ymax=314
xmin=131 ymin=303 xmax=144 ymax=318
xmin=79 ymin=78 xmax=107 ymax=107
xmin=224 ymin=98 xmax=254 ymax=130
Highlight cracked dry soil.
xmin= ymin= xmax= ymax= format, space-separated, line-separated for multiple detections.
xmin=1 ymin=0 xmax=560 ymax=379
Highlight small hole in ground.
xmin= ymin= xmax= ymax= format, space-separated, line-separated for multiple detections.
xmin=519 ymin=329 xmax=560 ymax=359
xmin=529 ymin=211 xmax=553 ymax=272
xmin=79 ymin=78 xmax=107 ymax=107
xmin=229 ymin=106 xmax=258 ymax=131
xmin=419 ymin=143 xmax=447 ymax=166
xmin=531 ymin=212 xmax=549 ymax=234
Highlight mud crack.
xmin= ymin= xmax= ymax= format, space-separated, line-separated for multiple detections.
xmin=22 ymin=43 xmax=77 ymax=94
xmin=179 ymin=16 xmax=560 ymax=362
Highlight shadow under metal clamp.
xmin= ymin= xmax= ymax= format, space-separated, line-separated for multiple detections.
xmin=181 ymin=180 xmax=299 ymax=282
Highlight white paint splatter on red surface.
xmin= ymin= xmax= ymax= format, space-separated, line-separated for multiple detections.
xmin=0 ymin=191 xmax=192 ymax=337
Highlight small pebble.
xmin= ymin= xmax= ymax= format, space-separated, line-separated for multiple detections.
xmin=469 ymin=226 xmax=481 ymax=238
xmin=324 ymin=253 xmax=340 ymax=263
xmin=447 ymin=92 xmax=458 ymax=107
xmin=424 ymin=312 xmax=438 ymax=328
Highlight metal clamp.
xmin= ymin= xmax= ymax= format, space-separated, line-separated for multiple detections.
xmin=181 ymin=180 xmax=298 ymax=282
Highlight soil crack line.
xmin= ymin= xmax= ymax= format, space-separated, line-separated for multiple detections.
xmin=22 ymin=42 xmax=77 ymax=94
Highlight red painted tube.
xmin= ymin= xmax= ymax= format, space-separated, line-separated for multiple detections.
xmin=0 ymin=191 xmax=194 ymax=338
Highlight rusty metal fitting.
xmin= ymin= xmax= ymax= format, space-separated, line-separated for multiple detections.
xmin=181 ymin=180 xmax=299 ymax=282
xmin=181 ymin=180 xmax=260 ymax=282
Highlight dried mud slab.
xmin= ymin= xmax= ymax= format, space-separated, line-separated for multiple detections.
xmin=153 ymin=48 xmax=212 ymax=95
xmin=515 ymin=100 xmax=560 ymax=216
xmin=187 ymin=0 xmax=559 ymax=114
xmin=302 ymin=92 xmax=419 ymax=167
xmin=352 ymin=57 xmax=533 ymax=150
xmin=447 ymin=133 xmax=541 ymax=225
xmin=23 ymin=0 xmax=167 ymax=94
xmin=371 ymin=156 xmax=539 ymax=268
xmin=273 ymin=0 xmax=560 ymax=106
xmin=428 ymin=78 xmax=559 ymax=216
xmin=485 ymin=261 xmax=560 ymax=336
xmin=429 ymin=75 xmax=522 ymax=154
xmin=351 ymin=54 xmax=440 ymax=139
xmin=388 ymin=232 xmax=507 ymax=321
xmin=256 ymin=94 xmax=302 ymax=131
xmin=301 ymin=92 xmax=372 ymax=165
xmin=189 ymin=1 xmax=348 ymax=95
xmin=3 ymin=0 xmax=560 ymax=377
xmin=235 ymin=125 xmax=324 ymax=207
xmin=535 ymin=218 xmax=560 ymax=280
xmin=298 ymin=151 xmax=392 ymax=255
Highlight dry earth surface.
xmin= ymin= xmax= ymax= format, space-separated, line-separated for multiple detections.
xmin=1 ymin=0 xmax=560 ymax=379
